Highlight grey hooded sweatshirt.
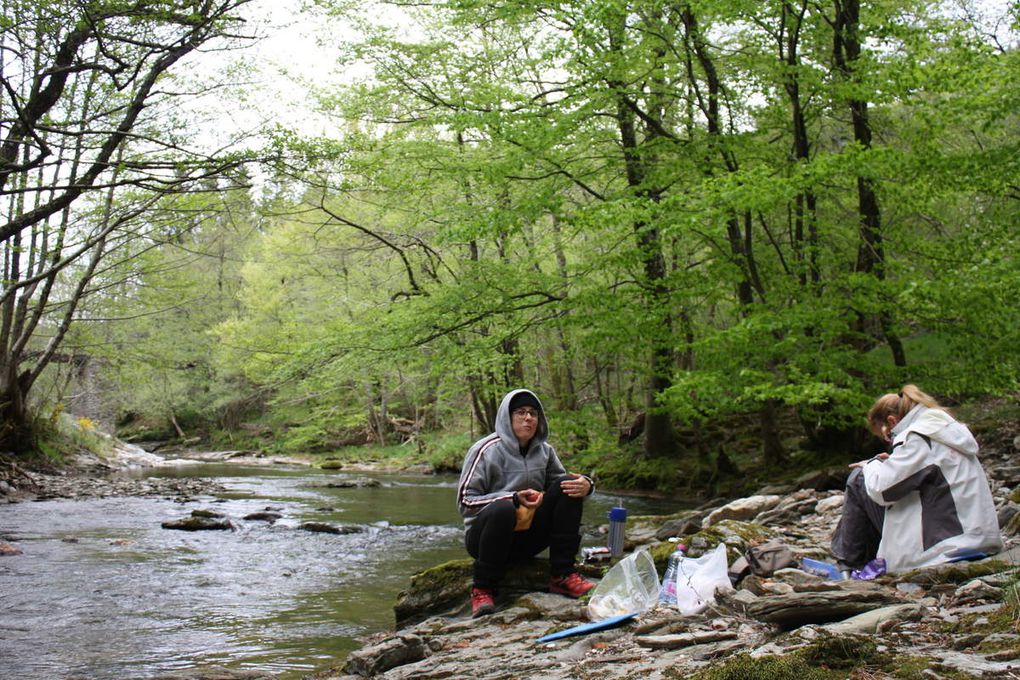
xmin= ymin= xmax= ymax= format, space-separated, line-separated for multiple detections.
xmin=456 ymin=389 xmax=590 ymax=529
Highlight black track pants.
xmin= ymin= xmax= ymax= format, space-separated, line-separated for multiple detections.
xmin=465 ymin=475 xmax=585 ymax=589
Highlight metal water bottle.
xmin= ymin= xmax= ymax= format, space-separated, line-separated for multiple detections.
xmin=607 ymin=507 xmax=627 ymax=557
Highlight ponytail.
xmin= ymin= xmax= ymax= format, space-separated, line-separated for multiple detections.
xmin=867 ymin=384 xmax=943 ymax=433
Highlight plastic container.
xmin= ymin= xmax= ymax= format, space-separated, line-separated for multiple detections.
xmin=800 ymin=557 xmax=844 ymax=580
xmin=658 ymin=543 xmax=686 ymax=604
xmin=607 ymin=507 xmax=627 ymax=557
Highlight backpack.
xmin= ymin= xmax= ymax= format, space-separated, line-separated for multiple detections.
xmin=745 ymin=541 xmax=798 ymax=576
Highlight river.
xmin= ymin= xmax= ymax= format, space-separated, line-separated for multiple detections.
xmin=0 ymin=463 xmax=676 ymax=679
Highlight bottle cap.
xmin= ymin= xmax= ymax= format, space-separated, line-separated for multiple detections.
xmin=608 ymin=507 xmax=627 ymax=522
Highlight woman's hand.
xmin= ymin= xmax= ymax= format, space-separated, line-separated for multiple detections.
xmin=560 ymin=475 xmax=591 ymax=498
xmin=518 ymin=488 xmax=544 ymax=508
xmin=849 ymin=452 xmax=889 ymax=469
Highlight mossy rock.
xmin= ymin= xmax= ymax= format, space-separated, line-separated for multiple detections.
xmin=646 ymin=519 xmax=772 ymax=573
xmin=319 ymin=459 xmax=345 ymax=470
xmin=393 ymin=557 xmax=553 ymax=628
xmin=894 ymin=559 xmax=1013 ymax=586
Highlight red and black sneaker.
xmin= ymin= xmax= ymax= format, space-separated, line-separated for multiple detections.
xmin=471 ymin=587 xmax=496 ymax=618
xmin=549 ymin=572 xmax=595 ymax=598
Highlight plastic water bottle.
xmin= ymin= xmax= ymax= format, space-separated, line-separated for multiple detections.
xmin=607 ymin=507 xmax=627 ymax=557
xmin=658 ymin=543 xmax=686 ymax=605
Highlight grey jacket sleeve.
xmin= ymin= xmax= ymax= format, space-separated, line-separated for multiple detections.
xmin=457 ymin=438 xmax=515 ymax=519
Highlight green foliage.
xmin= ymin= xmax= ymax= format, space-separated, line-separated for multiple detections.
xmin=419 ymin=432 xmax=474 ymax=472
xmin=36 ymin=0 xmax=1018 ymax=490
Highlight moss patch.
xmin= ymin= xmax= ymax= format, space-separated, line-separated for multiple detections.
xmin=679 ymin=634 xmax=977 ymax=680
xmin=894 ymin=560 xmax=1013 ymax=587
xmin=677 ymin=652 xmax=842 ymax=680
xmin=798 ymin=633 xmax=879 ymax=669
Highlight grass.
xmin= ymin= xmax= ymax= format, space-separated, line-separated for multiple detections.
xmin=33 ymin=411 xmax=114 ymax=464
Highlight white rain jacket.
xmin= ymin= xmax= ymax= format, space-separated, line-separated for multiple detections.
xmin=456 ymin=389 xmax=592 ymax=529
xmin=862 ymin=405 xmax=1002 ymax=572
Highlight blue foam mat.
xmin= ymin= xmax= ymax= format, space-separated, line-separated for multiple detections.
xmin=536 ymin=612 xmax=638 ymax=642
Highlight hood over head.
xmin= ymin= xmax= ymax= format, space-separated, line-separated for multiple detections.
xmin=495 ymin=388 xmax=548 ymax=450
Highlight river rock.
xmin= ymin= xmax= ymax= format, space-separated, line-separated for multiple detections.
xmin=162 ymin=511 xmax=235 ymax=531
xmin=997 ymin=502 xmax=1018 ymax=529
xmin=393 ymin=557 xmax=556 ymax=628
xmin=1 ymin=541 xmax=23 ymax=555
xmin=793 ymin=467 xmax=850 ymax=491
xmin=814 ymin=494 xmax=844 ymax=514
xmin=754 ymin=496 xmax=817 ymax=525
xmin=150 ymin=666 xmax=277 ymax=679
xmin=746 ymin=585 xmax=908 ymax=628
xmin=322 ymin=478 xmax=382 ymax=489
xmin=949 ymin=579 xmax=1003 ymax=606
xmin=343 ymin=634 xmax=428 ymax=676
xmin=244 ymin=511 xmax=283 ymax=522
xmin=654 ymin=511 xmax=704 ymax=540
xmin=819 ymin=603 xmax=926 ymax=634
xmin=1003 ymin=511 xmax=1020 ymax=537
xmin=299 ymin=522 xmax=363 ymax=535
xmin=703 ymin=495 xmax=782 ymax=527
xmin=635 ymin=630 xmax=738 ymax=649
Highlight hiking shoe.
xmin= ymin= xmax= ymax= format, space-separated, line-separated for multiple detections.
xmin=549 ymin=572 xmax=595 ymax=598
xmin=471 ymin=587 xmax=496 ymax=618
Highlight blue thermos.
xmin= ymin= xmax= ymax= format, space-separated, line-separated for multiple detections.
xmin=607 ymin=507 xmax=627 ymax=556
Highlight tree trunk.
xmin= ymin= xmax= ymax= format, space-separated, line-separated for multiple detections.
xmin=0 ymin=370 xmax=34 ymax=453
xmin=608 ymin=13 xmax=675 ymax=458
xmin=833 ymin=0 xmax=906 ymax=367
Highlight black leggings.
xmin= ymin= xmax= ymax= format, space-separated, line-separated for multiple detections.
xmin=830 ymin=467 xmax=886 ymax=569
xmin=465 ymin=475 xmax=585 ymax=589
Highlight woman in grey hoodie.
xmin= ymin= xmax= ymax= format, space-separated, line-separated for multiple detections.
xmin=457 ymin=389 xmax=596 ymax=617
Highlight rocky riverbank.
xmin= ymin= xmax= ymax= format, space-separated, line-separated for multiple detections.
xmin=3 ymin=416 xmax=1019 ymax=680
xmin=316 ymin=435 xmax=1020 ymax=680
xmin=0 ymin=440 xmax=230 ymax=503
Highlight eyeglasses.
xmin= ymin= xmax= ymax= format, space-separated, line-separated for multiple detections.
xmin=512 ymin=408 xmax=540 ymax=420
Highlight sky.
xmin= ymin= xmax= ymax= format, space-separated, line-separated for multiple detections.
xmin=179 ymin=0 xmax=353 ymax=154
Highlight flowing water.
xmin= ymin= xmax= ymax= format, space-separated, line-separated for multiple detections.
xmin=0 ymin=463 xmax=676 ymax=679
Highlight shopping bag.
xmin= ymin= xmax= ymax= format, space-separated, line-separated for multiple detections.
xmin=674 ymin=543 xmax=733 ymax=615
xmin=586 ymin=548 xmax=660 ymax=621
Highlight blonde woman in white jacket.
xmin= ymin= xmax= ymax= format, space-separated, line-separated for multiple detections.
xmin=831 ymin=385 xmax=1002 ymax=574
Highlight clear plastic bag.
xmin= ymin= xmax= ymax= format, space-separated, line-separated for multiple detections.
xmin=674 ymin=543 xmax=733 ymax=615
xmin=586 ymin=548 xmax=660 ymax=621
